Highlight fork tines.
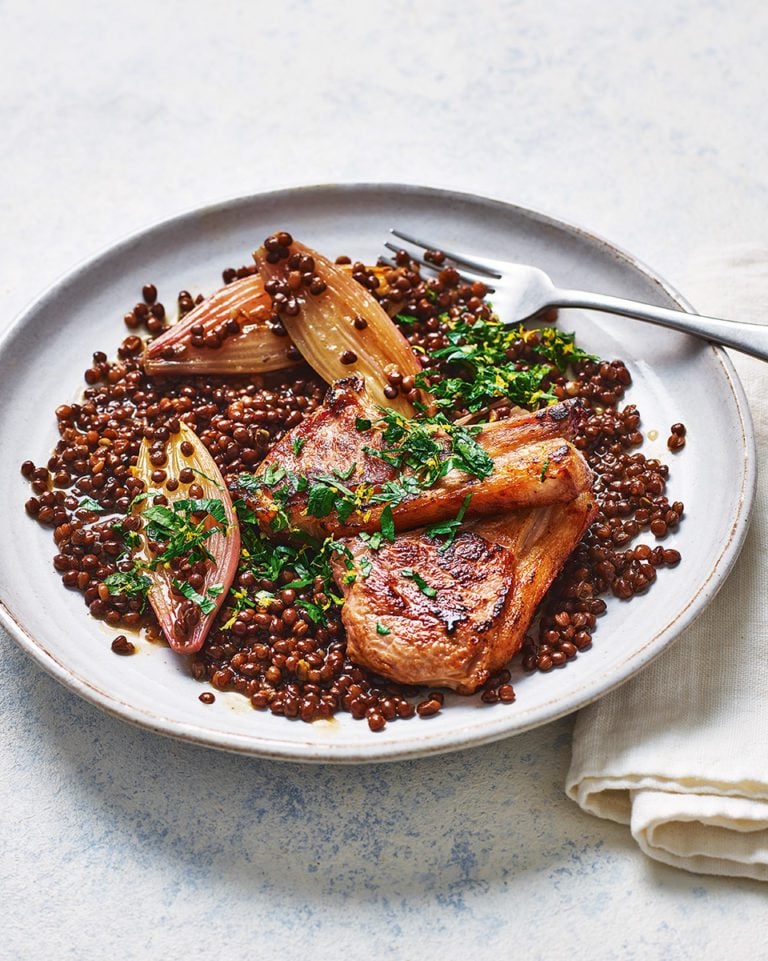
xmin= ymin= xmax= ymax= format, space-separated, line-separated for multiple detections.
xmin=383 ymin=228 xmax=502 ymax=289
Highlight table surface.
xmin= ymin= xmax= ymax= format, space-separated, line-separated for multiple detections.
xmin=2 ymin=2 xmax=766 ymax=958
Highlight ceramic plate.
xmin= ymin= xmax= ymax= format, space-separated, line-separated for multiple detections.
xmin=0 ymin=184 xmax=756 ymax=762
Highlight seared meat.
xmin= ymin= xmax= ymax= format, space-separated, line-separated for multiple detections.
xmin=333 ymin=492 xmax=597 ymax=694
xmin=333 ymin=529 xmax=518 ymax=692
xmin=245 ymin=377 xmax=399 ymax=493
xmin=240 ymin=377 xmax=596 ymax=692
xmin=242 ymin=377 xmax=590 ymax=538
xmin=474 ymin=398 xmax=582 ymax=453
xmin=367 ymin=437 xmax=590 ymax=537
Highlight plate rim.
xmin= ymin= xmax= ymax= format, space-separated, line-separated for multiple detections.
xmin=0 ymin=182 xmax=757 ymax=763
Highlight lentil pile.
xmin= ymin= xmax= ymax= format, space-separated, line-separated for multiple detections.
xmin=22 ymin=242 xmax=684 ymax=731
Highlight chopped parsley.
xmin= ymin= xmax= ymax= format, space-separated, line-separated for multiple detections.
xmin=368 ymin=473 xmax=422 ymax=508
xmin=238 ymin=508 xmax=350 ymax=590
xmin=238 ymin=469 xmax=298 ymax=532
xmin=334 ymin=462 xmax=357 ymax=481
xmin=224 ymin=588 xmax=276 ymax=625
xmin=425 ymin=494 xmax=472 ymax=550
xmin=104 ymin=569 xmax=151 ymax=609
xmin=401 ymin=568 xmax=438 ymax=598
xmin=142 ymin=498 xmax=228 ymax=568
xmin=172 ymin=579 xmax=224 ymax=615
xmin=306 ymin=481 xmax=339 ymax=519
xmin=295 ymin=599 xmax=327 ymax=624
xmin=380 ymin=505 xmax=396 ymax=543
xmin=111 ymin=522 xmax=141 ymax=558
xmin=234 ymin=500 xmax=351 ymax=622
xmin=306 ymin=472 xmax=371 ymax=522
xmin=376 ymin=622 xmax=391 ymax=635
xmin=527 ymin=325 xmax=596 ymax=372
xmin=415 ymin=315 xmax=595 ymax=413
xmin=257 ymin=464 xmax=286 ymax=488
xmin=78 ymin=496 xmax=103 ymax=513
xmin=191 ymin=467 xmax=223 ymax=489
xmin=540 ymin=458 xmax=550 ymax=482
xmin=359 ymin=530 xmax=384 ymax=551
xmin=357 ymin=408 xmax=493 ymax=493
xmin=451 ymin=424 xmax=494 ymax=478
xmin=105 ymin=498 xmax=231 ymax=618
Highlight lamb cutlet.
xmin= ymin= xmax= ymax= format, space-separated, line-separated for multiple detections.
xmin=238 ymin=376 xmax=596 ymax=691
xmin=333 ymin=492 xmax=597 ymax=694
xmin=239 ymin=377 xmax=591 ymax=538
xmin=333 ymin=527 xmax=517 ymax=693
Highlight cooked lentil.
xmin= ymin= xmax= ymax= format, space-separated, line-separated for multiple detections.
xmin=22 ymin=243 xmax=685 ymax=731
xmin=111 ymin=634 xmax=135 ymax=655
xmin=668 ymin=421 xmax=687 ymax=451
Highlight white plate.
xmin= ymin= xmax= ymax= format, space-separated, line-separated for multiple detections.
xmin=0 ymin=184 xmax=756 ymax=763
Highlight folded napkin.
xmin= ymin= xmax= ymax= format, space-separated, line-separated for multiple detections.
xmin=566 ymin=246 xmax=768 ymax=880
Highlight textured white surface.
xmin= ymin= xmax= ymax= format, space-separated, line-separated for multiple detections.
xmin=2 ymin=1 xmax=767 ymax=958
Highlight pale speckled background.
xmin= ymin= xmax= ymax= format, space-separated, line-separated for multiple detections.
xmin=1 ymin=1 xmax=767 ymax=958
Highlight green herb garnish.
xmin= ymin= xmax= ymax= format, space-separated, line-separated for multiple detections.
xmin=415 ymin=315 xmax=594 ymax=413
xmin=111 ymin=522 xmax=141 ymax=558
xmin=296 ymin=599 xmax=327 ymax=625
xmin=191 ymin=467 xmax=223 ymax=489
xmin=104 ymin=569 xmax=151 ymax=609
xmin=380 ymin=505 xmax=396 ymax=543
xmin=368 ymin=474 xmax=423 ymax=508
xmin=364 ymin=408 xmax=493 ymax=491
xmin=306 ymin=482 xmax=339 ymax=519
xmin=172 ymin=579 xmax=224 ymax=615
xmin=142 ymin=498 xmax=227 ymax=568
xmin=425 ymin=494 xmax=472 ymax=550
xmin=235 ymin=504 xmax=352 ymax=621
xmin=401 ymin=568 xmax=438 ymax=598
xmin=260 ymin=464 xmax=286 ymax=488
xmin=359 ymin=530 xmax=383 ymax=551
xmin=334 ymin=462 xmax=357 ymax=481
xmin=525 ymin=325 xmax=596 ymax=372
xmin=238 ymin=470 xmax=298 ymax=532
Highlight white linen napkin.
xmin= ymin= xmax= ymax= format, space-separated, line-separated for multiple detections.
xmin=566 ymin=245 xmax=768 ymax=880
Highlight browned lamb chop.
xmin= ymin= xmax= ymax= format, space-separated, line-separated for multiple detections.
xmin=332 ymin=491 xmax=596 ymax=694
xmin=240 ymin=377 xmax=591 ymax=539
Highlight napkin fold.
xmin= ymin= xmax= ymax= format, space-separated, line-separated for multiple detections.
xmin=566 ymin=245 xmax=768 ymax=881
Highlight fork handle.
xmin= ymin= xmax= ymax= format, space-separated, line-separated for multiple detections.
xmin=556 ymin=289 xmax=768 ymax=362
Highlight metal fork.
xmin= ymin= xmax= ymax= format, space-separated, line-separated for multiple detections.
xmin=382 ymin=229 xmax=768 ymax=362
